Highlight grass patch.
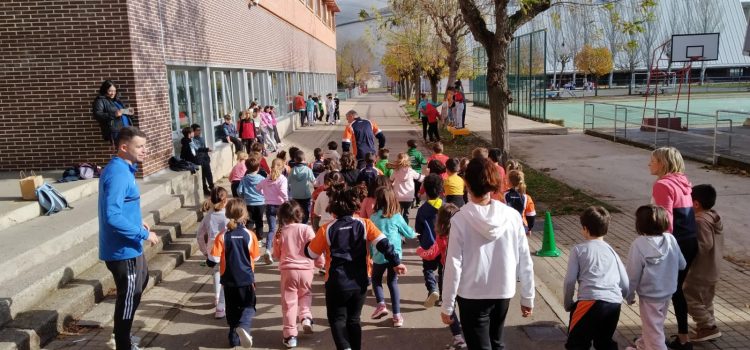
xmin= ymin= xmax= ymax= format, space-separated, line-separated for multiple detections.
xmin=401 ymin=103 xmax=619 ymax=215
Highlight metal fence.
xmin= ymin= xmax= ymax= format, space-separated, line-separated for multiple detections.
xmin=582 ymin=102 xmax=750 ymax=166
xmin=472 ymin=29 xmax=547 ymax=121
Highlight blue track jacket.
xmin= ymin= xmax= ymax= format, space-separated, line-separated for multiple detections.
xmin=98 ymin=156 xmax=148 ymax=261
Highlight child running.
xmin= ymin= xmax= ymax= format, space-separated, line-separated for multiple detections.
xmin=444 ymin=158 xmax=465 ymax=207
xmin=289 ymin=150 xmax=315 ymax=224
xmin=197 ymin=187 xmax=230 ymax=319
xmin=237 ymin=156 xmax=266 ymax=243
xmin=206 ymin=198 xmax=261 ymax=348
xmin=369 ymin=187 xmax=416 ymax=327
xmin=229 ymin=151 xmax=249 ymax=198
xmin=376 ymin=148 xmax=392 ymax=177
xmin=504 ymin=170 xmax=536 ymax=235
xmin=433 ymin=203 xmax=467 ymax=350
xmin=359 ymin=175 xmax=391 ymax=219
xmin=304 ymin=183 xmax=407 ymax=350
xmin=406 ymin=139 xmax=427 ymax=207
xmin=312 ymin=171 xmax=344 ymax=231
xmin=563 ymin=206 xmax=629 ymax=350
xmin=257 ymin=158 xmax=289 ymax=265
xmin=415 ymin=174 xmax=444 ymax=308
xmin=272 ymin=201 xmax=324 ymax=348
xmin=625 ymin=205 xmax=686 ymax=350
xmin=389 ymin=152 xmax=424 ymax=222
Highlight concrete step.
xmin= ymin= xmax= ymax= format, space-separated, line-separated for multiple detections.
xmin=0 ymin=207 xmax=201 ymax=350
xmin=0 ymin=194 xmax=185 ymax=328
xmin=0 ymin=170 xmax=197 ymax=293
xmin=0 ymin=173 xmax=100 ymax=232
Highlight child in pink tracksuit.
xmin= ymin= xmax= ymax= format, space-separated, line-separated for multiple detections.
xmin=272 ymin=201 xmax=324 ymax=348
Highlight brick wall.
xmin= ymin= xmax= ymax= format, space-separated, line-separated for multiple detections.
xmin=0 ymin=0 xmax=336 ymax=176
xmin=0 ymin=0 xmax=135 ymax=172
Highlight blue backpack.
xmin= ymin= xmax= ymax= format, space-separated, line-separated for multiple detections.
xmin=36 ymin=183 xmax=72 ymax=215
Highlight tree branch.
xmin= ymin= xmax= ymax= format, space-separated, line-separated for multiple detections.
xmin=508 ymin=0 xmax=552 ymax=33
xmin=456 ymin=0 xmax=494 ymax=47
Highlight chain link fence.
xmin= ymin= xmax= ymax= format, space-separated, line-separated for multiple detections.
xmin=472 ymin=29 xmax=547 ymax=121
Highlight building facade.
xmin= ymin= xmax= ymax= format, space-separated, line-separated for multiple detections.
xmin=0 ymin=0 xmax=339 ymax=176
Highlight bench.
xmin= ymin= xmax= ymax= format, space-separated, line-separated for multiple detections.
xmin=447 ymin=126 xmax=471 ymax=139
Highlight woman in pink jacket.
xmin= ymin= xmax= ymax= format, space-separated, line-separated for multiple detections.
xmin=648 ymin=146 xmax=697 ymax=350
xmin=272 ymin=201 xmax=324 ymax=348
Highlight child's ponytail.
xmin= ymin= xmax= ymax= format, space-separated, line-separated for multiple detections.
xmin=508 ymin=170 xmax=526 ymax=195
xmin=225 ymin=198 xmax=248 ymax=231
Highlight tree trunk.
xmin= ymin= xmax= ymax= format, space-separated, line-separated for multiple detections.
xmin=446 ymin=37 xmax=460 ymax=92
xmin=608 ymin=71 xmax=614 ymax=88
xmin=699 ymin=61 xmax=707 ymax=85
xmin=429 ymin=74 xmax=440 ymax=102
xmin=572 ymin=72 xmax=577 ymax=88
xmin=413 ymin=69 xmax=421 ymax=101
xmin=485 ymin=42 xmax=511 ymax=161
xmin=551 ymin=68 xmax=557 ymax=90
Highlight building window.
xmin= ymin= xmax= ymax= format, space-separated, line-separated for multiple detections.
xmin=307 ymin=0 xmax=313 ymax=9
xmin=212 ymin=70 xmax=236 ymax=122
xmin=167 ymin=69 xmax=205 ymax=154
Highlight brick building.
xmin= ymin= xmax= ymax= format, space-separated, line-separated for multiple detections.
xmin=0 ymin=0 xmax=339 ymax=176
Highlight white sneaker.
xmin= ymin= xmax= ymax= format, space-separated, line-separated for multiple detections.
xmin=302 ymin=318 xmax=313 ymax=334
xmin=108 ymin=334 xmax=141 ymax=349
xmin=424 ymin=291 xmax=440 ymax=308
xmin=263 ymin=251 xmax=274 ymax=265
xmin=237 ymin=328 xmax=253 ymax=348
xmin=215 ymin=307 xmax=225 ymax=319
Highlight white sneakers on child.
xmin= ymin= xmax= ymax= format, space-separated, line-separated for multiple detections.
xmin=263 ymin=251 xmax=274 ymax=265
xmin=302 ymin=317 xmax=314 ymax=334
xmin=237 ymin=327 xmax=253 ymax=348
xmin=424 ymin=291 xmax=440 ymax=308
xmin=107 ymin=334 xmax=141 ymax=349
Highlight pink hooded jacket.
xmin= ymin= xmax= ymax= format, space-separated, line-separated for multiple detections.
xmin=652 ymin=173 xmax=697 ymax=241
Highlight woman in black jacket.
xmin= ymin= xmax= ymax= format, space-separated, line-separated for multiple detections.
xmin=92 ymin=80 xmax=130 ymax=144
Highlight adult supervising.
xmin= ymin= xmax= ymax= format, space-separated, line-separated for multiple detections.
xmin=98 ymin=126 xmax=159 ymax=350
xmin=341 ymin=110 xmax=385 ymax=169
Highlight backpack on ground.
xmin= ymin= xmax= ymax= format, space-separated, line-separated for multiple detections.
xmin=169 ymin=156 xmax=198 ymax=174
xmin=504 ymin=188 xmax=525 ymax=216
xmin=36 ymin=183 xmax=72 ymax=215
xmin=58 ymin=167 xmax=80 ymax=182
xmin=77 ymin=163 xmax=101 ymax=179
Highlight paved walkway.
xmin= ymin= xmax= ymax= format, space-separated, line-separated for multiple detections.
xmin=462 ymin=102 xmax=750 ymax=349
xmin=45 ymin=93 xmax=567 ymax=350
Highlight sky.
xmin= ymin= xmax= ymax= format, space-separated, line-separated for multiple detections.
xmin=335 ymin=0 xmax=389 ymax=25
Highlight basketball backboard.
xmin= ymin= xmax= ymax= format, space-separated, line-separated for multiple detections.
xmin=670 ymin=33 xmax=720 ymax=62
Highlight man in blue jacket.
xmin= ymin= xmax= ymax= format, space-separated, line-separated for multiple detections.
xmin=99 ymin=126 xmax=159 ymax=350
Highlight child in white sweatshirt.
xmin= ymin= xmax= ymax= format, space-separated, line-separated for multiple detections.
xmin=440 ymin=157 xmax=534 ymax=349
xmin=197 ymin=187 xmax=230 ymax=318
xmin=625 ymin=205 xmax=686 ymax=350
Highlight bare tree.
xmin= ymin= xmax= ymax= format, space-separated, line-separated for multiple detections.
xmin=337 ymin=39 xmax=375 ymax=85
xmin=563 ymin=4 xmax=584 ymax=86
xmin=599 ymin=2 xmax=623 ymax=87
xmin=414 ymin=0 xmax=472 ymax=90
xmin=688 ymin=0 xmax=723 ymax=84
xmin=638 ymin=2 xmax=662 ymax=81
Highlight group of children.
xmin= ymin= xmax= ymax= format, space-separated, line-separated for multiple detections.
xmin=563 ymin=147 xmax=723 ymax=350
xmin=300 ymin=93 xmax=340 ymax=127
xmin=194 ymin=136 xmax=721 ymax=350
xmin=195 ymin=135 xmax=544 ymax=349
xmin=220 ymin=102 xmax=284 ymax=156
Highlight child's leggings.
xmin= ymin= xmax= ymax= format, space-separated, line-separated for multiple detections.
xmin=636 ymin=299 xmax=669 ymax=350
xmin=371 ymin=263 xmax=400 ymax=314
xmin=212 ymin=266 xmax=225 ymax=309
xmin=399 ymin=201 xmax=412 ymax=221
xmin=281 ymin=269 xmax=314 ymax=338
